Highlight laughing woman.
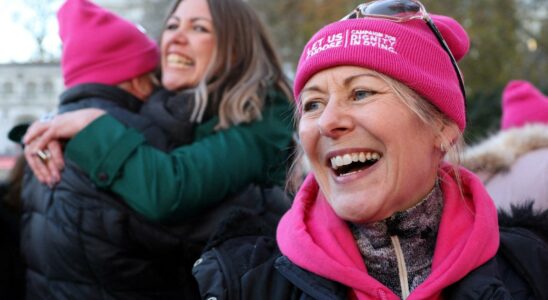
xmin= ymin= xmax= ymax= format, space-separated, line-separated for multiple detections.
xmin=24 ymin=0 xmax=293 ymax=222
xmin=191 ymin=1 xmax=548 ymax=299
xmin=22 ymin=0 xmax=293 ymax=298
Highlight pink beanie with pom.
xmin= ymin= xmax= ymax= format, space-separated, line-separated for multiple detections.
xmin=58 ymin=0 xmax=159 ymax=88
xmin=501 ymin=80 xmax=548 ymax=130
xmin=293 ymin=15 xmax=470 ymax=131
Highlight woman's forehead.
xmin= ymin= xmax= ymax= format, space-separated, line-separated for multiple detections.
xmin=302 ymin=66 xmax=384 ymax=90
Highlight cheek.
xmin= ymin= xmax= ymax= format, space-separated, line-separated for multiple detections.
xmin=199 ymin=39 xmax=216 ymax=63
xmin=403 ymin=143 xmax=437 ymax=176
xmin=298 ymin=120 xmax=318 ymax=157
xmin=391 ymin=136 xmax=439 ymax=201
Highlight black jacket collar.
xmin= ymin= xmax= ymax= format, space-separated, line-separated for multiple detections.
xmin=59 ymin=83 xmax=143 ymax=112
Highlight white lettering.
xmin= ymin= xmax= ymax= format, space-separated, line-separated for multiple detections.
xmin=306 ymin=33 xmax=343 ymax=58
xmin=350 ymin=30 xmax=397 ymax=54
xmin=305 ymin=30 xmax=397 ymax=60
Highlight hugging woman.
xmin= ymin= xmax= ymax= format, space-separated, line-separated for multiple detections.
xmin=21 ymin=0 xmax=294 ymax=299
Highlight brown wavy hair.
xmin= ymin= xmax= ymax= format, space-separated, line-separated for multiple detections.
xmin=162 ymin=0 xmax=293 ymax=129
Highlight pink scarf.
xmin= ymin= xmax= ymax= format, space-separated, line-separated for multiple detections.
xmin=277 ymin=165 xmax=499 ymax=300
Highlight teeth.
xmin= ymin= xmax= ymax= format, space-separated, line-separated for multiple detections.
xmin=166 ymin=54 xmax=194 ymax=67
xmin=331 ymin=158 xmax=337 ymax=170
xmin=343 ymin=154 xmax=352 ymax=165
xmin=330 ymin=151 xmax=381 ymax=170
xmin=335 ymin=156 xmax=344 ymax=166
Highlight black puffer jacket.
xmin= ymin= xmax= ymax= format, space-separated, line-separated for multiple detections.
xmin=193 ymin=204 xmax=548 ymax=300
xmin=20 ymin=84 xmax=203 ymax=299
xmin=56 ymin=84 xmax=172 ymax=148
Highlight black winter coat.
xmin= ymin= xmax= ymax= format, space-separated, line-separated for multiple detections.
xmin=192 ymin=205 xmax=548 ymax=300
xmin=20 ymin=84 xmax=202 ymax=299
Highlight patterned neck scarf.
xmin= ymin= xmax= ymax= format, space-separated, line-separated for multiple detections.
xmin=350 ymin=181 xmax=444 ymax=298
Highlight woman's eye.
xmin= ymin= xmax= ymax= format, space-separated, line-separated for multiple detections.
xmin=353 ymin=89 xmax=375 ymax=101
xmin=165 ymin=23 xmax=178 ymax=31
xmin=302 ymin=101 xmax=322 ymax=113
xmin=193 ymin=25 xmax=210 ymax=33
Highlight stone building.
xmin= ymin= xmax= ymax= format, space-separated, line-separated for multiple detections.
xmin=0 ymin=63 xmax=62 ymax=155
xmin=0 ymin=0 xmax=169 ymax=156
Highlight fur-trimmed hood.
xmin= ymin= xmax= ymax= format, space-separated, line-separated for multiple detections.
xmin=498 ymin=202 xmax=548 ymax=242
xmin=461 ymin=124 xmax=548 ymax=176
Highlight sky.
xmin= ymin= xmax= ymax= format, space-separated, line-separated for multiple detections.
xmin=0 ymin=0 xmax=63 ymax=63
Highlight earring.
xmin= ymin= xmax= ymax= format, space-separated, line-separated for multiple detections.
xmin=440 ymin=143 xmax=447 ymax=152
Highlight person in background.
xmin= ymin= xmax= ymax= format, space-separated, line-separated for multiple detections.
xmin=22 ymin=0 xmax=294 ymax=298
xmin=462 ymin=80 xmax=548 ymax=212
xmin=20 ymin=0 xmax=198 ymax=298
xmin=191 ymin=1 xmax=548 ymax=299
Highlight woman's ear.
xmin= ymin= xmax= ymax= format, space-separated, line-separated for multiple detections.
xmin=118 ymin=73 xmax=155 ymax=102
xmin=436 ymin=121 xmax=460 ymax=152
xmin=128 ymin=73 xmax=156 ymax=101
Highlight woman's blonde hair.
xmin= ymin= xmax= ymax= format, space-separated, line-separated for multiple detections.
xmin=163 ymin=0 xmax=292 ymax=129
xmin=287 ymin=70 xmax=464 ymax=194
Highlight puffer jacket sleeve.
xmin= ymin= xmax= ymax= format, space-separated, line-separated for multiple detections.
xmin=64 ymin=90 xmax=294 ymax=222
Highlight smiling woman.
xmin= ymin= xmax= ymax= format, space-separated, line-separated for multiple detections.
xmin=161 ymin=0 xmax=216 ymax=91
xmin=24 ymin=0 xmax=293 ymax=222
xmin=298 ymin=66 xmax=450 ymax=223
xmin=21 ymin=0 xmax=294 ymax=298
xmin=192 ymin=1 xmax=548 ymax=299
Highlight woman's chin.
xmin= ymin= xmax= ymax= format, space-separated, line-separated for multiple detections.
xmin=330 ymin=195 xmax=395 ymax=224
xmin=332 ymin=203 xmax=374 ymax=223
xmin=162 ymin=78 xmax=193 ymax=91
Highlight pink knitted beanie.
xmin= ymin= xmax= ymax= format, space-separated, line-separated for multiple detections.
xmin=501 ymin=80 xmax=548 ymax=130
xmin=58 ymin=0 xmax=159 ymax=88
xmin=293 ymin=15 xmax=470 ymax=131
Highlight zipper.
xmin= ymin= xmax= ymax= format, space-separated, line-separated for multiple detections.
xmin=390 ymin=235 xmax=410 ymax=299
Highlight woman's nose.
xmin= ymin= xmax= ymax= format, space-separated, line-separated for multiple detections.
xmin=171 ymin=28 xmax=189 ymax=45
xmin=317 ymin=100 xmax=354 ymax=138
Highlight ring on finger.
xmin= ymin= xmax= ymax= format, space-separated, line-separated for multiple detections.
xmin=35 ymin=149 xmax=51 ymax=163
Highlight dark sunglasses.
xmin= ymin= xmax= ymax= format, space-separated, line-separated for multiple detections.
xmin=342 ymin=0 xmax=467 ymax=102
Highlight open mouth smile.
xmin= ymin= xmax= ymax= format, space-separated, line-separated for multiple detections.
xmin=166 ymin=53 xmax=195 ymax=68
xmin=329 ymin=151 xmax=382 ymax=177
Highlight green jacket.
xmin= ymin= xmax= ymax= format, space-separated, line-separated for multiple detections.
xmin=65 ymin=90 xmax=294 ymax=222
